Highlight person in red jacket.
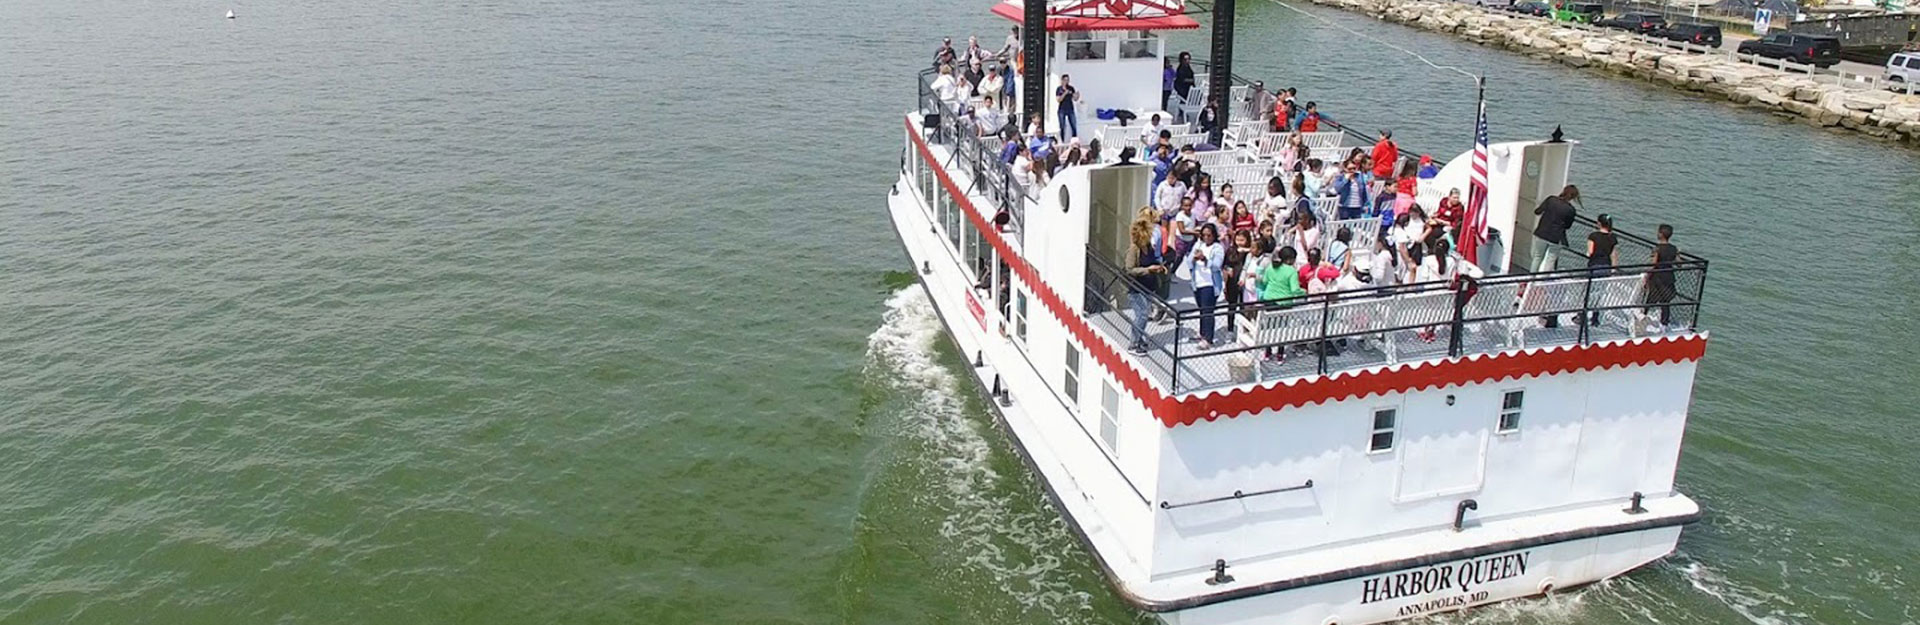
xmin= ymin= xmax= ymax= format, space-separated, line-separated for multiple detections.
xmin=1370 ymin=129 xmax=1399 ymax=179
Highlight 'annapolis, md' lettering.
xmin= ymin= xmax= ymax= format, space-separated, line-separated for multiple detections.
xmin=1358 ymin=551 xmax=1532 ymax=613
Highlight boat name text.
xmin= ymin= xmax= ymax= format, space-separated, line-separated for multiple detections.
xmin=1359 ymin=550 xmax=1531 ymax=606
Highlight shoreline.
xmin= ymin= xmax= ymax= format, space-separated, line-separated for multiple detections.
xmin=1305 ymin=0 xmax=1920 ymax=146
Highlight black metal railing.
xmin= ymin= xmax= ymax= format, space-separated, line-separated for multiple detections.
xmin=917 ymin=66 xmax=1029 ymax=243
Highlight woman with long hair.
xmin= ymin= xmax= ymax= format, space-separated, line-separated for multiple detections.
xmin=1224 ymin=229 xmax=1253 ymax=334
xmin=1291 ymin=209 xmax=1321 ymax=263
xmin=1230 ymin=200 xmax=1257 ymax=235
xmin=1123 ymin=220 xmax=1168 ymax=354
xmin=1187 ymin=173 xmax=1216 ymax=220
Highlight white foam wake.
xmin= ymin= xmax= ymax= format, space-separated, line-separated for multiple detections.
xmin=864 ymin=287 xmax=1107 ymax=623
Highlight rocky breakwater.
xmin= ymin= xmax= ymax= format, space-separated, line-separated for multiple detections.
xmin=1309 ymin=0 xmax=1920 ymax=145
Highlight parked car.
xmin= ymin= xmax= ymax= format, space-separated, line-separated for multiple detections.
xmin=1595 ymin=12 xmax=1669 ymax=34
xmin=1886 ymin=52 xmax=1920 ymax=86
xmin=1735 ymin=32 xmax=1841 ymax=68
xmin=1658 ymin=22 xmax=1723 ymax=47
xmin=1509 ymin=1 xmax=1553 ymax=16
xmin=1553 ymin=2 xmax=1604 ymax=23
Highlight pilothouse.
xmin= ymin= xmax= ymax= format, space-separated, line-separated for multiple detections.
xmin=887 ymin=1 xmax=1711 ymax=623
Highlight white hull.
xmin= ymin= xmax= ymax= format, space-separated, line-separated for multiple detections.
xmin=1158 ymin=526 xmax=1682 ymax=625
xmin=885 ymin=170 xmax=1694 ymax=625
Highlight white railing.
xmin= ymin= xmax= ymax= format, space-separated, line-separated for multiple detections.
xmin=1208 ymin=162 xmax=1276 ymax=190
xmin=1099 ymin=124 xmax=1149 ymax=151
xmin=1189 ymin=149 xmax=1253 ymax=168
xmin=1300 ymin=131 xmax=1348 ymax=149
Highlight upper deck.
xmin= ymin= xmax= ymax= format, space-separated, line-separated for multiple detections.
xmin=908 ymin=64 xmax=1709 ymax=398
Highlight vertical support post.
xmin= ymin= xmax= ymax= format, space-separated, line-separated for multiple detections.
xmin=1021 ymin=2 xmax=1048 ymax=130
xmin=1206 ymin=0 xmax=1237 ymax=146
xmin=1448 ymin=276 xmax=1472 ymax=357
xmin=1317 ymin=299 xmax=1331 ymax=376
xmin=1578 ymin=269 xmax=1594 ymax=345
xmin=1171 ymin=305 xmax=1182 ymax=393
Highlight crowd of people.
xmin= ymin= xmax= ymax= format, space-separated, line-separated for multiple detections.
xmin=923 ymin=35 xmax=1687 ymax=361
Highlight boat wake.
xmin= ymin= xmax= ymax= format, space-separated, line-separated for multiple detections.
xmin=860 ymin=286 xmax=1134 ymax=624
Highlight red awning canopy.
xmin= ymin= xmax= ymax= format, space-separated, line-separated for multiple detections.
xmin=989 ymin=1 xmax=1201 ymax=31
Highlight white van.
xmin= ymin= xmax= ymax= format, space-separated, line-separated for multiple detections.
xmin=1888 ymin=52 xmax=1920 ymax=88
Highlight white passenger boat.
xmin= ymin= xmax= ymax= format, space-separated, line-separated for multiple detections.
xmin=885 ymin=1 xmax=1711 ymax=623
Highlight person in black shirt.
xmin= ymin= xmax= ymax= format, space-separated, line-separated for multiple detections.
xmin=934 ymin=37 xmax=957 ymax=69
xmin=1197 ymin=98 xmax=1220 ymax=137
xmin=1174 ymin=52 xmax=1196 ymax=106
xmin=1529 ymin=184 xmax=1580 ymax=273
xmin=1585 ymin=214 xmax=1618 ymax=325
xmin=1586 ymin=214 xmax=1618 ymax=274
xmin=1643 ymin=223 xmax=1680 ymax=330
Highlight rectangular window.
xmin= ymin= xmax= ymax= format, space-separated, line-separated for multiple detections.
xmin=1099 ymin=382 xmax=1120 ymax=455
xmin=1064 ymin=32 xmax=1108 ymax=61
xmin=946 ymin=193 xmax=963 ymax=249
xmin=1498 ymin=390 xmax=1524 ymax=433
xmin=1118 ymin=30 xmax=1157 ymax=59
xmin=1014 ymin=290 xmax=1029 ymax=344
xmin=1063 ymin=342 xmax=1081 ymax=408
xmin=1369 ymin=408 xmax=1397 ymax=453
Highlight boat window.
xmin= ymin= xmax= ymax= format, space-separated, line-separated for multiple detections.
xmin=1014 ymin=289 xmax=1029 ymax=344
xmin=968 ymin=225 xmax=991 ymax=284
xmin=1369 ymin=408 xmax=1396 ymax=452
xmin=1099 ymin=382 xmax=1120 ymax=455
xmin=1063 ymin=342 xmax=1082 ymax=409
xmin=1065 ymin=32 xmax=1108 ymax=61
xmin=1118 ymin=30 xmax=1156 ymax=59
xmin=946 ymin=192 xmax=964 ymax=250
xmin=1498 ymin=390 xmax=1524 ymax=433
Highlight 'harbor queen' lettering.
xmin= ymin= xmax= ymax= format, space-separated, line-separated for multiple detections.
xmin=1358 ymin=551 xmax=1532 ymax=605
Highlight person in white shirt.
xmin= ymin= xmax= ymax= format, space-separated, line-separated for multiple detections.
xmin=1188 ymin=224 xmax=1227 ymax=348
xmin=1290 ymin=210 xmax=1321 ymax=264
xmin=974 ymin=96 xmax=1006 ymax=136
xmin=1011 ymin=144 xmax=1034 ymax=187
xmin=978 ymin=69 xmax=1003 ymax=110
xmin=1261 ymin=176 xmax=1290 ymax=217
xmin=1369 ymin=233 xmax=1399 ymax=288
xmin=1154 ymin=174 xmax=1187 ymax=214
xmin=1416 ymin=238 xmax=1483 ymax=283
xmin=1000 ymin=25 xmax=1020 ymax=60
xmin=1139 ymin=113 xmax=1169 ymax=147
xmin=930 ymin=64 xmax=961 ymax=114
xmin=1240 ymin=240 xmax=1273 ymax=305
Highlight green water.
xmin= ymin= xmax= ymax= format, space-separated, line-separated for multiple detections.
xmin=1 ymin=0 xmax=1915 ymax=623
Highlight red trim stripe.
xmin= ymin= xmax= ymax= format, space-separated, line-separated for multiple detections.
xmin=902 ymin=119 xmax=1707 ymax=428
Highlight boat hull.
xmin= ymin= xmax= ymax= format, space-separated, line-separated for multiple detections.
xmin=1156 ymin=525 xmax=1681 ymax=625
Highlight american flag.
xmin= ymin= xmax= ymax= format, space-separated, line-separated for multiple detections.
xmin=1460 ymin=97 xmax=1490 ymax=265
